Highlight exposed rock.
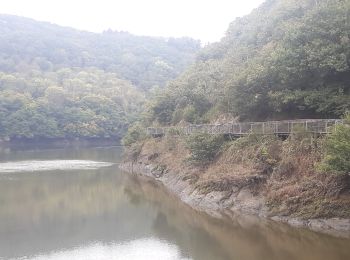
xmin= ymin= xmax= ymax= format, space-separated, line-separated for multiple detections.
xmin=120 ymin=161 xmax=350 ymax=238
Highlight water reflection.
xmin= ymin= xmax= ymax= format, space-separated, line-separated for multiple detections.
xmin=0 ymin=160 xmax=113 ymax=173
xmin=0 ymin=146 xmax=349 ymax=260
xmin=124 ymin=175 xmax=350 ymax=260
xmin=13 ymin=239 xmax=190 ymax=260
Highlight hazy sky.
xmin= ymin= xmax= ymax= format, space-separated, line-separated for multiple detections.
xmin=0 ymin=0 xmax=265 ymax=43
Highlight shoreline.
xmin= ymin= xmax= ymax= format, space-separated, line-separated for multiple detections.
xmin=0 ymin=138 xmax=121 ymax=149
xmin=120 ymin=160 xmax=350 ymax=238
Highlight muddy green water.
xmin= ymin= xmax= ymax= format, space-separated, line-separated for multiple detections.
xmin=0 ymin=146 xmax=349 ymax=260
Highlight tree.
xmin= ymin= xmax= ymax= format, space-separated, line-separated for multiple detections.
xmin=320 ymin=113 xmax=350 ymax=174
xmin=186 ymin=133 xmax=225 ymax=164
xmin=122 ymin=123 xmax=146 ymax=146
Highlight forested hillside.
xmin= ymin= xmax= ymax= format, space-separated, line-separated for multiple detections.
xmin=0 ymin=15 xmax=200 ymax=140
xmin=0 ymin=15 xmax=200 ymax=90
xmin=0 ymin=68 xmax=144 ymax=139
xmin=148 ymin=0 xmax=350 ymax=125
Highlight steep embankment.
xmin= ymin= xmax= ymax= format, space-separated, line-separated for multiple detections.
xmin=121 ymin=134 xmax=350 ymax=238
xmin=120 ymin=0 xmax=350 ymax=238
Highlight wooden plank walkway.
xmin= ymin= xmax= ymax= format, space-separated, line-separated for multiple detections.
xmin=147 ymin=119 xmax=344 ymax=137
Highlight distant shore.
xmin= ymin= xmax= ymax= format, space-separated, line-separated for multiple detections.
xmin=0 ymin=138 xmax=121 ymax=149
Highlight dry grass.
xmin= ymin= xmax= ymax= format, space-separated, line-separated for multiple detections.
xmin=266 ymin=137 xmax=350 ymax=218
xmin=132 ymin=133 xmax=350 ymax=218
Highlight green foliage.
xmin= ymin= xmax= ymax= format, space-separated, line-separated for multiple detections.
xmin=320 ymin=114 xmax=350 ymax=174
xmin=166 ymin=127 xmax=183 ymax=137
xmin=0 ymin=15 xmax=200 ymax=140
xmin=226 ymin=134 xmax=281 ymax=167
xmin=149 ymin=92 xmax=177 ymax=125
xmin=186 ymin=133 xmax=225 ymax=164
xmin=0 ymin=15 xmax=200 ymax=91
xmin=0 ymin=68 xmax=144 ymax=140
xmin=122 ymin=123 xmax=147 ymax=146
xmin=226 ymin=0 xmax=350 ymax=119
xmin=148 ymin=61 xmax=220 ymax=125
xmin=148 ymin=0 xmax=350 ymax=123
xmin=229 ymin=133 xmax=267 ymax=149
xmin=183 ymin=105 xmax=197 ymax=123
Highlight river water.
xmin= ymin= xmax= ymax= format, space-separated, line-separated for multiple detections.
xmin=0 ymin=145 xmax=349 ymax=260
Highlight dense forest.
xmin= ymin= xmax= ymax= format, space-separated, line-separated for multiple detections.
xmin=0 ymin=68 xmax=144 ymax=139
xmin=0 ymin=15 xmax=200 ymax=140
xmin=0 ymin=15 xmax=200 ymax=90
xmin=148 ymin=0 xmax=350 ymax=126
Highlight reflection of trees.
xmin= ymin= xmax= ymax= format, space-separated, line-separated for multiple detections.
xmin=124 ymin=175 xmax=350 ymax=260
xmin=152 ymin=211 xmax=230 ymax=260
xmin=0 ymin=168 xmax=126 ymax=228
xmin=124 ymin=187 xmax=142 ymax=206
xmin=0 ymin=168 xmax=153 ymax=258
xmin=0 ymin=146 xmax=123 ymax=164
xmin=124 ymin=175 xmax=234 ymax=260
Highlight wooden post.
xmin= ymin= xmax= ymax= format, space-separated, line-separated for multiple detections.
xmin=288 ymin=122 xmax=290 ymax=134
xmin=274 ymin=122 xmax=277 ymax=134
xmin=262 ymin=122 xmax=265 ymax=134
xmin=306 ymin=121 xmax=308 ymax=132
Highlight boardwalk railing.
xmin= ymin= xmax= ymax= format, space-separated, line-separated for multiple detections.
xmin=147 ymin=119 xmax=344 ymax=137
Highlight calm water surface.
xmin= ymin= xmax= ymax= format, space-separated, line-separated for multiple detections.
xmin=0 ymin=145 xmax=349 ymax=260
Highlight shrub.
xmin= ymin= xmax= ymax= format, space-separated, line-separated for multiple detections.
xmin=128 ymin=143 xmax=143 ymax=162
xmin=226 ymin=133 xmax=281 ymax=166
xmin=166 ymin=127 xmax=183 ymax=136
xmin=229 ymin=133 xmax=262 ymax=149
xmin=122 ymin=123 xmax=146 ymax=146
xmin=186 ymin=133 xmax=225 ymax=164
xmin=171 ymin=109 xmax=184 ymax=125
xmin=320 ymin=113 xmax=350 ymax=174
xmin=183 ymin=105 xmax=196 ymax=123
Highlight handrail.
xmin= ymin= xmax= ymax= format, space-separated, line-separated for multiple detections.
xmin=147 ymin=119 xmax=344 ymax=136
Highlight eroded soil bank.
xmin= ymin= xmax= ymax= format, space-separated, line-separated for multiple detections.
xmin=120 ymin=135 xmax=350 ymax=238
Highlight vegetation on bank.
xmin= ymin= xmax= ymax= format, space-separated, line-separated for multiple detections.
xmin=320 ymin=113 xmax=350 ymax=174
xmin=125 ymin=113 xmax=350 ymax=175
xmin=123 ymin=0 xmax=350 ymax=207
xmin=123 ymin=0 xmax=350 ymax=179
xmin=125 ymin=122 xmax=350 ymax=218
xmin=122 ymin=123 xmax=147 ymax=146
xmin=185 ymin=133 xmax=225 ymax=165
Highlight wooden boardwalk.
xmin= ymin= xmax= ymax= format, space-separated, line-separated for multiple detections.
xmin=147 ymin=119 xmax=344 ymax=137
